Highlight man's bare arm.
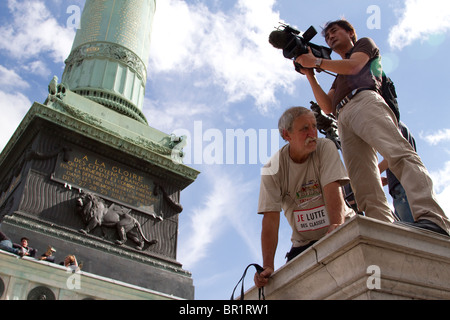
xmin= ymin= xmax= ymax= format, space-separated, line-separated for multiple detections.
xmin=323 ymin=182 xmax=346 ymax=233
xmin=254 ymin=211 xmax=280 ymax=288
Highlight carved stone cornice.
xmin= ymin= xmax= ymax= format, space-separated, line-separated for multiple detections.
xmin=0 ymin=99 xmax=199 ymax=189
xmin=56 ymin=104 xmax=196 ymax=184
xmin=72 ymin=88 xmax=147 ymax=124
xmin=65 ymin=42 xmax=147 ymax=83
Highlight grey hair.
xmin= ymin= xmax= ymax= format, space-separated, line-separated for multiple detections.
xmin=278 ymin=107 xmax=314 ymax=141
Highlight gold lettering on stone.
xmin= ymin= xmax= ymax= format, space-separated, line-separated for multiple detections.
xmin=54 ymin=149 xmax=158 ymax=212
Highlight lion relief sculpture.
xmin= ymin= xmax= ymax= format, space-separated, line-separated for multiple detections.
xmin=76 ymin=192 xmax=157 ymax=250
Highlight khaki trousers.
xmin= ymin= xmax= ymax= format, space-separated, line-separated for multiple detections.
xmin=338 ymin=90 xmax=450 ymax=233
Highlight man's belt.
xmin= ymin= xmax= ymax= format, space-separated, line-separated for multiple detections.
xmin=336 ymin=88 xmax=373 ymax=116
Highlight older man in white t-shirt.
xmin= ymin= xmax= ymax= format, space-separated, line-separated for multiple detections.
xmin=254 ymin=106 xmax=354 ymax=289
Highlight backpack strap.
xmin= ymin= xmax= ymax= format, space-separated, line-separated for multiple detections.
xmin=381 ymin=72 xmax=400 ymax=123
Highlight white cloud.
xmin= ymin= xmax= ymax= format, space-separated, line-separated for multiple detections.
xmin=429 ymin=161 xmax=450 ymax=192
xmin=148 ymin=0 xmax=296 ymax=113
xmin=429 ymin=161 xmax=450 ymax=217
xmin=0 ymin=0 xmax=75 ymax=63
xmin=144 ymin=98 xmax=213 ymax=134
xmin=420 ymin=129 xmax=450 ymax=145
xmin=0 ymin=65 xmax=32 ymax=150
xmin=23 ymin=60 xmax=51 ymax=77
xmin=0 ymin=65 xmax=30 ymax=89
xmin=389 ymin=0 xmax=450 ymax=50
xmin=0 ymin=91 xmax=32 ymax=150
xmin=178 ymin=167 xmax=258 ymax=268
xmin=435 ymin=186 xmax=450 ymax=219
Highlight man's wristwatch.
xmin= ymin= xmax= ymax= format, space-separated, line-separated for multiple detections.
xmin=315 ymin=58 xmax=323 ymax=68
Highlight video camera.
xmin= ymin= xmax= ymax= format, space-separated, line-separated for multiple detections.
xmin=310 ymin=101 xmax=340 ymax=150
xmin=269 ymin=23 xmax=332 ymax=70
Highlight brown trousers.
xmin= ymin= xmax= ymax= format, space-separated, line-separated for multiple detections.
xmin=338 ymin=90 xmax=450 ymax=233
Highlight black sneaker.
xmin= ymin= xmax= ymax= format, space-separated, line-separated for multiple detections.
xmin=401 ymin=219 xmax=449 ymax=236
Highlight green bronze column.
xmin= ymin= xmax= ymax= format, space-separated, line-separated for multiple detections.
xmin=62 ymin=0 xmax=156 ymax=124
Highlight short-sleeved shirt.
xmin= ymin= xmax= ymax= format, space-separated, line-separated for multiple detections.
xmin=258 ymin=139 xmax=354 ymax=247
xmin=331 ymin=37 xmax=383 ymax=114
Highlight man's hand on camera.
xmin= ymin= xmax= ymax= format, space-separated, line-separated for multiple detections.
xmin=295 ymin=47 xmax=316 ymax=69
xmin=294 ymin=61 xmax=315 ymax=77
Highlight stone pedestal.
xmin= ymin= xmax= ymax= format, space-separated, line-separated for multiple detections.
xmin=0 ymin=86 xmax=199 ymax=299
xmin=244 ymin=215 xmax=450 ymax=300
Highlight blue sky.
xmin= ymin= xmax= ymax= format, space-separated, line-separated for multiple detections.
xmin=1 ymin=0 xmax=450 ymax=300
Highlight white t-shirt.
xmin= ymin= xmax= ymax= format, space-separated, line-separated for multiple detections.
xmin=258 ymin=138 xmax=354 ymax=247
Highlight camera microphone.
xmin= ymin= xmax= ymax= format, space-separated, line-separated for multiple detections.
xmin=269 ymin=23 xmax=336 ymax=77
xmin=269 ymin=30 xmax=293 ymax=49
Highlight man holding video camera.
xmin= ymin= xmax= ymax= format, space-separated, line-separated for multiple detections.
xmin=296 ymin=19 xmax=449 ymax=236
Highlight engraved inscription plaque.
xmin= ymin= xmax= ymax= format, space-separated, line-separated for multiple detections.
xmin=51 ymin=145 xmax=161 ymax=219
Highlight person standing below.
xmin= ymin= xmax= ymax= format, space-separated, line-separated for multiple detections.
xmin=296 ymin=19 xmax=449 ymax=236
xmin=254 ymin=107 xmax=354 ymax=288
